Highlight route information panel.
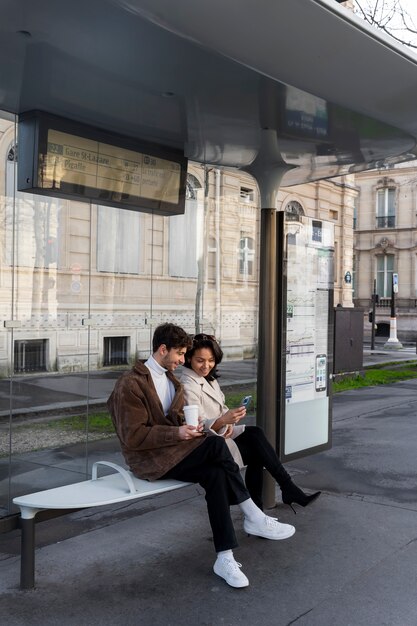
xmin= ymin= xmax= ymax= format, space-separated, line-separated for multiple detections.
xmin=283 ymin=216 xmax=334 ymax=458
xmin=18 ymin=111 xmax=187 ymax=215
xmin=44 ymin=130 xmax=181 ymax=205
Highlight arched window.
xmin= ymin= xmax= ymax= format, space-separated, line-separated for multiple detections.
xmin=186 ymin=174 xmax=200 ymax=200
xmin=285 ymin=203 xmax=304 ymax=244
xmin=7 ymin=143 xmax=17 ymax=163
xmin=4 ymin=142 xmax=61 ymax=268
xmin=285 ymin=200 xmax=305 ymax=222
xmin=169 ymin=174 xmax=203 ymax=278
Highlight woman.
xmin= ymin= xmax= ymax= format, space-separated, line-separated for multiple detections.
xmin=181 ymin=333 xmax=321 ymax=512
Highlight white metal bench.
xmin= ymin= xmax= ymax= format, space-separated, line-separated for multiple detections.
xmin=12 ymin=461 xmax=191 ymax=589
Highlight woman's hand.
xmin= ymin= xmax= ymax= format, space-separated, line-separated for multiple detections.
xmin=211 ymin=406 xmax=246 ymax=433
xmin=222 ymin=406 xmax=246 ymax=425
xmin=223 ymin=424 xmax=234 ymax=439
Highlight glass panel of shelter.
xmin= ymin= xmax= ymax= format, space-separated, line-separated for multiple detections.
xmin=0 ymin=115 xmax=260 ymax=515
xmin=0 ymin=111 xmax=95 ymax=515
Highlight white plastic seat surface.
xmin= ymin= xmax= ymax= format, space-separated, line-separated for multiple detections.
xmin=13 ymin=466 xmax=191 ymax=519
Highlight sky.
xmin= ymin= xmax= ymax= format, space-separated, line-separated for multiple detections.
xmin=395 ymin=0 xmax=417 ymax=34
xmin=354 ymin=1 xmax=417 ymax=47
xmin=402 ymin=0 xmax=417 ymax=20
xmin=378 ymin=0 xmax=417 ymax=46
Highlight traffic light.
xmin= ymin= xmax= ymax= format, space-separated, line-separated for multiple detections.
xmin=368 ymin=311 xmax=373 ymax=323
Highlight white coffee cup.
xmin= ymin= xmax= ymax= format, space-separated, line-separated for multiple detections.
xmin=183 ymin=405 xmax=199 ymax=427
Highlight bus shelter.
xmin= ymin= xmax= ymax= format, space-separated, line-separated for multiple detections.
xmin=1 ymin=0 xmax=417 ymax=510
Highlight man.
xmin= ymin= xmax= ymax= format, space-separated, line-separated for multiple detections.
xmin=107 ymin=323 xmax=295 ymax=588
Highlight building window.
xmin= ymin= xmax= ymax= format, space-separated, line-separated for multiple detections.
xmin=14 ymin=339 xmax=47 ymax=373
xmin=376 ymin=254 xmax=394 ymax=297
xmin=285 ymin=202 xmax=304 ymax=244
xmin=240 ymin=187 xmax=254 ymax=203
xmin=103 ymin=337 xmax=129 ymax=366
xmin=312 ymin=220 xmax=322 ymax=243
xmin=376 ymin=188 xmax=395 ymax=228
xmin=207 ymin=237 xmax=217 ymax=282
xmin=285 ymin=200 xmax=304 ymax=222
xmin=7 ymin=143 xmax=17 ymax=162
xmin=239 ymin=236 xmax=255 ymax=278
xmin=334 ymin=242 xmax=338 ymax=284
xmin=353 ymin=203 xmax=357 ymax=230
xmin=169 ymin=174 xmax=202 ymax=278
xmin=97 ymin=206 xmax=141 ymax=273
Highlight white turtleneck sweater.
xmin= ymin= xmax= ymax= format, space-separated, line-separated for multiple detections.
xmin=144 ymin=354 xmax=175 ymax=415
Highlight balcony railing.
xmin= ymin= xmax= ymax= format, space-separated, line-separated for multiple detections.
xmin=376 ymin=215 xmax=395 ymax=228
xmin=355 ymin=298 xmax=417 ymax=310
xmin=377 ymin=297 xmax=391 ymax=308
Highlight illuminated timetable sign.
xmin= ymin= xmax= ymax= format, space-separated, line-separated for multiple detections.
xmin=18 ymin=111 xmax=187 ymax=215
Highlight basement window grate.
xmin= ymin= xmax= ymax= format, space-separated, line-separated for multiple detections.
xmin=14 ymin=339 xmax=47 ymax=373
xmin=103 ymin=337 xmax=129 ymax=366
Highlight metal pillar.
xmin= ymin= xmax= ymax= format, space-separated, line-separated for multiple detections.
xmin=20 ymin=517 xmax=36 ymax=589
xmin=245 ymin=130 xmax=291 ymax=507
xmin=257 ymin=208 xmax=279 ymax=508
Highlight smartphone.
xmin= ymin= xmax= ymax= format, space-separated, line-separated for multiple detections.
xmin=241 ymin=395 xmax=252 ymax=408
xmin=315 ymin=355 xmax=327 ymax=392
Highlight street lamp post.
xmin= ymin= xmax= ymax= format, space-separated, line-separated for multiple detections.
xmin=370 ymin=279 xmax=377 ymax=351
xmin=384 ymin=273 xmax=402 ymax=349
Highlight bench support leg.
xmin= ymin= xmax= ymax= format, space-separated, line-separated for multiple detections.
xmin=20 ymin=517 xmax=35 ymax=590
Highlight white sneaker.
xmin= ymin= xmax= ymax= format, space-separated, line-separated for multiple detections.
xmin=213 ymin=556 xmax=249 ymax=588
xmin=244 ymin=515 xmax=295 ymax=540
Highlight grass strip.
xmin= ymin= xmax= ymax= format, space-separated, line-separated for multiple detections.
xmin=332 ymin=365 xmax=417 ymax=393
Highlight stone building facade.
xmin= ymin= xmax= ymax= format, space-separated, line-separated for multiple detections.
xmin=353 ymin=162 xmax=417 ymax=342
xmin=0 ymin=113 xmax=356 ymax=375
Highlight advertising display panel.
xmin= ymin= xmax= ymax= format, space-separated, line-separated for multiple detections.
xmin=280 ymin=215 xmax=334 ymax=461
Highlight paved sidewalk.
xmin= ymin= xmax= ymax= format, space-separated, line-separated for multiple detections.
xmin=1 ymin=369 xmax=417 ymax=624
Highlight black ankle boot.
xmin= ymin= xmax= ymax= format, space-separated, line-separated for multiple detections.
xmin=281 ymin=480 xmax=321 ymax=514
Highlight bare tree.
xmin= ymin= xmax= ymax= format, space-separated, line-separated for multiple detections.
xmin=352 ymin=0 xmax=417 ymax=48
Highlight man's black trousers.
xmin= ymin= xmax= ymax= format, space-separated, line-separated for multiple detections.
xmin=163 ymin=436 xmax=250 ymax=552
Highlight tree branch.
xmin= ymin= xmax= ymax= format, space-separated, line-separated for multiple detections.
xmin=353 ymin=0 xmax=417 ymax=48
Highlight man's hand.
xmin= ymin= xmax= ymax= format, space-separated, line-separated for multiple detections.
xmin=178 ymin=425 xmax=204 ymax=440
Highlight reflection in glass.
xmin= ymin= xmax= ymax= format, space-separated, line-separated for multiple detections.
xmin=97 ymin=205 xmax=141 ymax=273
xmin=0 ymin=144 xmax=259 ymax=516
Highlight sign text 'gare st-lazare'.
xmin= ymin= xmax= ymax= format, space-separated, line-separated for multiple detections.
xmin=18 ymin=111 xmax=187 ymax=215
xmin=44 ymin=129 xmax=181 ymax=205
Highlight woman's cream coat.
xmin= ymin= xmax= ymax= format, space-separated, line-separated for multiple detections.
xmin=180 ymin=367 xmax=245 ymax=467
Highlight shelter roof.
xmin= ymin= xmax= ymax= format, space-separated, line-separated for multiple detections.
xmin=2 ymin=0 xmax=417 ymax=184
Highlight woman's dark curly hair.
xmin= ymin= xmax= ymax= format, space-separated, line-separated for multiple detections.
xmin=184 ymin=333 xmax=223 ymax=380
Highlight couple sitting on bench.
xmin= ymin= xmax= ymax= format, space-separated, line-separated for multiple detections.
xmin=107 ymin=323 xmax=320 ymax=589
